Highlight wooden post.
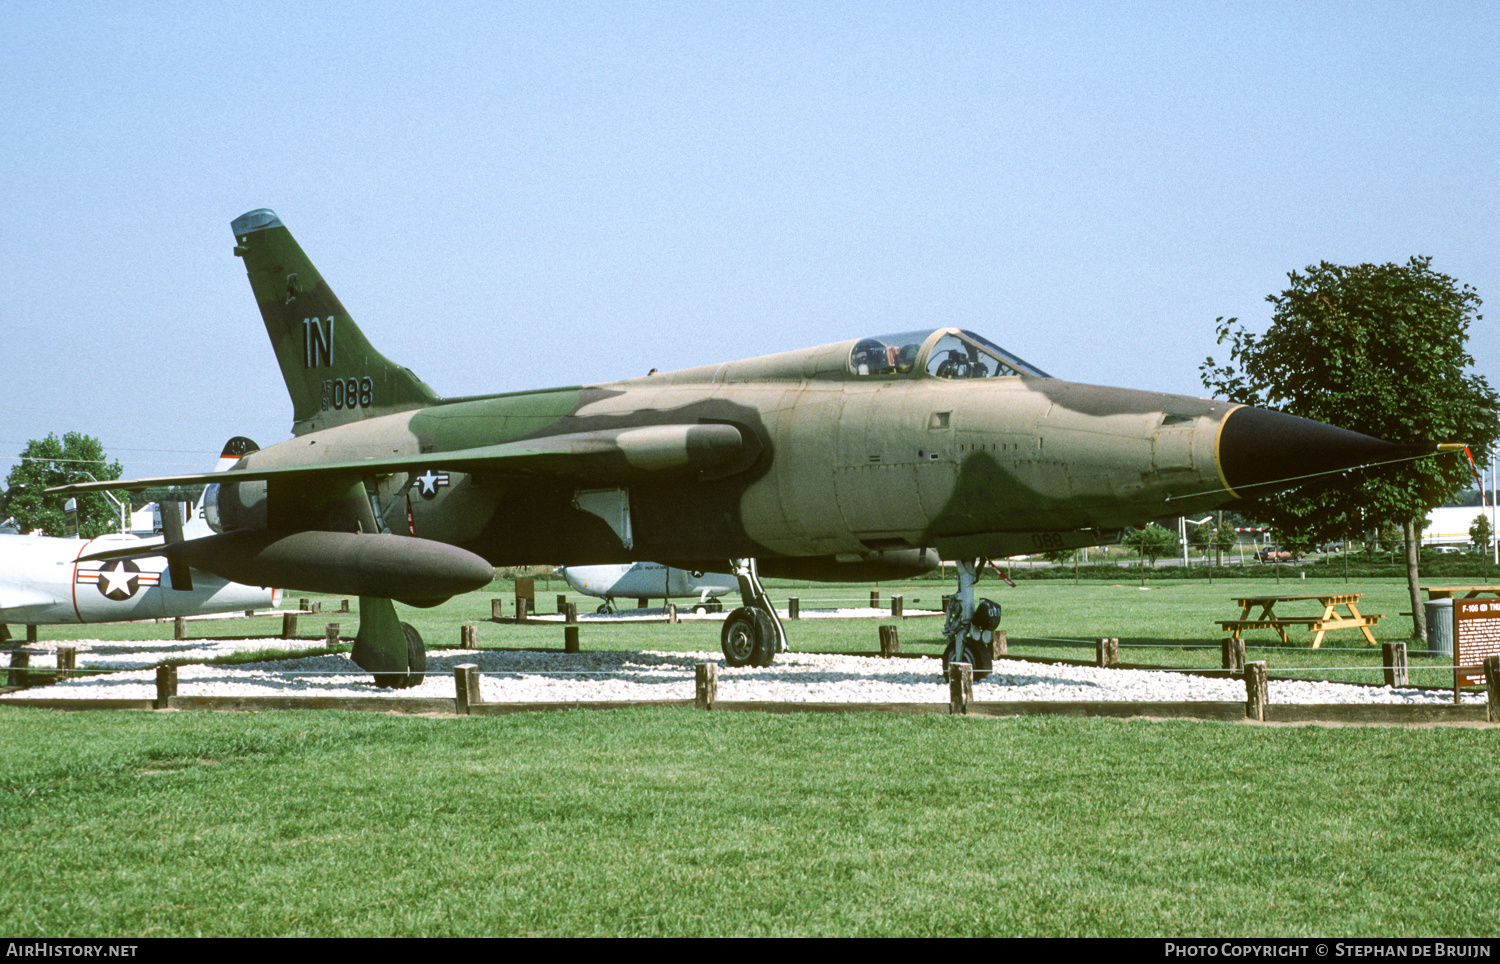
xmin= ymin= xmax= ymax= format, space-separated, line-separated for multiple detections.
xmin=636 ymin=597 xmax=649 ymax=609
xmin=340 ymin=598 xmax=350 ymax=613
xmin=280 ymin=612 xmax=298 ymax=639
xmin=7 ymin=649 xmax=28 ymax=688
xmin=565 ymin=602 xmax=577 ymax=624
xmin=870 ymin=590 xmax=880 ymax=608
xmin=695 ymin=662 xmax=717 ymax=710
xmin=1484 ymin=656 xmax=1500 ymax=723
xmin=56 ymin=644 xmax=76 ymax=681
xmin=1096 ymin=637 xmax=1118 ymax=668
xmin=788 ymin=597 xmax=799 ymax=620
xmin=948 ymin=662 xmax=973 ymax=714
xmin=155 ymin=664 xmax=177 ymax=710
xmin=173 ymin=616 xmax=186 ymax=641
xmin=556 ymin=593 xmax=567 ymax=615
xmin=1245 ymin=660 xmax=1268 ymax=721
xmin=325 ymin=623 xmax=341 ymax=648
xmin=454 ymin=664 xmax=481 ymax=715
xmin=878 ymin=624 xmax=900 ymax=657
xmin=892 ymin=594 xmax=903 ymax=618
xmin=564 ymin=625 xmax=580 ymax=654
xmin=299 ymin=597 xmax=310 ymax=612
xmin=459 ymin=624 xmax=476 ymax=648
xmin=26 ymin=624 xmax=36 ymax=643
xmin=992 ymin=629 xmax=1008 ymax=658
xmin=668 ymin=603 xmax=678 ymax=624
xmin=1382 ymin=642 xmax=1409 ymax=688
xmin=1221 ymin=636 xmax=1245 ymax=671
xmin=492 ymin=598 xmax=504 ymax=620
xmin=516 ymin=598 xmax=528 ymax=624
xmin=310 ymin=601 xmax=322 ymax=614
xmin=515 ymin=577 xmax=535 ymax=619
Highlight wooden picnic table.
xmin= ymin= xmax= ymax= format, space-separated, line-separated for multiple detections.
xmin=1421 ymin=586 xmax=1500 ymax=600
xmin=1217 ymin=593 xmax=1381 ymax=648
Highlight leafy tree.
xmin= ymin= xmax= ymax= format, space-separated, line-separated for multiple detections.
xmin=1127 ymin=523 xmax=1177 ymax=566
xmin=1 ymin=433 xmax=123 ymax=537
xmin=1214 ymin=524 xmax=1239 ymax=562
xmin=1470 ymin=513 xmax=1494 ymax=581
xmin=1470 ymin=514 xmax=1493 ymax=553
xmin=1201 ymin=258 xmax=1500 ymax=641
xmin=1188 ymin=521 xmax=1215 ymax=564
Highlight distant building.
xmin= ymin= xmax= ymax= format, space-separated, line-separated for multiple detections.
xmin=1423 ymin=505 xmax=1496 ymax=546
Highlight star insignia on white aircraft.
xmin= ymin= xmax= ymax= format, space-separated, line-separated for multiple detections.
xmin=415 ymin=470 xmax=449 ymax=500
xmin=76 ymin=559 xmax=160 ymax=601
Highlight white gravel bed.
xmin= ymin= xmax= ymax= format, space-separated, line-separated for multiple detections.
xmin=4 ymin=640 xmax=1478 ymax=705
xmin=11 ymin=635 xmax=331 ymax=670
xmin=526 ymin=606 xmax=940 ymax=622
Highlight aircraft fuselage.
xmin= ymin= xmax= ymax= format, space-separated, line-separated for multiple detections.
xmin=221 ymin=349 xmax=1239 ymax=571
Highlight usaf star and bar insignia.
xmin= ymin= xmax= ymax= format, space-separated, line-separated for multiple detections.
xmin=414 ymin=469 xmax=450 ymax=500
xmin=75 ymin=559 xmax=160 ymax=601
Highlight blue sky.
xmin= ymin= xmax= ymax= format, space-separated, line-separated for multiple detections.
xmin=2 ymin=2 xmax=1496 ymax=479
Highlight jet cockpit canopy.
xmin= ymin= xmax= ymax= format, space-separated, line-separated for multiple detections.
xmin=848 ymin=328 xmax=1050 ymax=379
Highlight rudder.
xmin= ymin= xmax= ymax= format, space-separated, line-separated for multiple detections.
xmin=231 ymin=209 xmax=439 ymax=436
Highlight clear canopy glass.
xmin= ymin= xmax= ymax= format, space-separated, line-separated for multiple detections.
xmin=848 ymin=328 xmax=1049 ymax=379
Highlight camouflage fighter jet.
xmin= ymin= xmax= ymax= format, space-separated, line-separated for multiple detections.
xmin=52 ymin=209 xmax=1439 ymax=686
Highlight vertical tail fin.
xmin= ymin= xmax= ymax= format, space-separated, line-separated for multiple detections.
xmin=230 ymin=209 xmax=440 ymax=436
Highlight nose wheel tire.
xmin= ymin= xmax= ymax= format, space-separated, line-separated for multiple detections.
xmin=721 ymin=607 xmax=777 ymax=667
xmin=942 ymin=637 xmax=993 ymax=681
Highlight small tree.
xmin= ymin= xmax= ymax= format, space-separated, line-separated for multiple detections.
xmin=1469 ymin=514 xmax=1493 ymax=553
xmin=1470 ymin=514 xmax=1493 ymax=582
xmin=1202 ymin=258 xmax=1500 ymax=642
xmin=1128 ymin=523 xmax=1177 ymax=566
xmin=1188 ymin=522 xmax=1214 ymax=565
xmin=1214 ymin=524 xmax=1239 ymax=565
xmin=1 ymin=433 xmax=123 ymax=537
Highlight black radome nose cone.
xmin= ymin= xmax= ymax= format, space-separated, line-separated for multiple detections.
xmin=1217 ymin=406 xmax=1429 ymax=495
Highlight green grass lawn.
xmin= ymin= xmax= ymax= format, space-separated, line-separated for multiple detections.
xmin=1 ymin=708 xmax=1496 ymax=937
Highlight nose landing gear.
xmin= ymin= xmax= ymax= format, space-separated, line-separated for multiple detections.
xmin=941 ymin=559 xmax=1000 ymax=680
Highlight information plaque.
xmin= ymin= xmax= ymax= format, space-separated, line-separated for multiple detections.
xmin=1454 ymin=599 xmax=1500 ymax=696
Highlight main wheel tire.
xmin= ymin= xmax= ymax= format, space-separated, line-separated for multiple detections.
xmin=374 ymin=622 xmax=427 ymax=689
xmin=942 ymin=637 xmax=993 ymax=681
xmin=596 ymin=603 xmax=611 ymax=614
xmin=747 ymin=609 xmax=776 ymax=667
xmin=721 ymin=607 xmax=777 ymax=667
xmin=692 ymin=603 xmax=709 ymax=615
xmin=721 ymin=607 xmax=758 ymax=666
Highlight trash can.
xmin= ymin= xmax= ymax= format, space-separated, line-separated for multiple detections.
xmin=1424 ymin=597 xmax=1453 ymax=658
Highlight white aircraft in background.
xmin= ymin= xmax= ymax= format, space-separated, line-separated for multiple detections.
xmin=558 ymin=562 xmax=737 ymax=613
xmin=0 ymin=438 xmax=280 ymax=628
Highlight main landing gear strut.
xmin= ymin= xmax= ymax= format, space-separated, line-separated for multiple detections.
xmin=941 ymin=558 xmax=999 ymax=680
xmin=720 ymin=558 xmax=787 ymax=668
